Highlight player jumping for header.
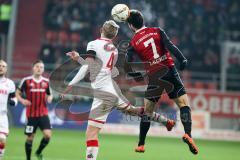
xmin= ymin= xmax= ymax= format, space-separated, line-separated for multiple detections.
xmin=64 ymin=20 xmax=175 ymax=160
xmin=126 ymin=10 xmax=198 ymax=154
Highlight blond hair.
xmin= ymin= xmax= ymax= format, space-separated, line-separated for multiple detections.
xmin=102 ymin=20 xmax=120 ymax=39
xmin=0 ymin=59 xmax=7 ymax=67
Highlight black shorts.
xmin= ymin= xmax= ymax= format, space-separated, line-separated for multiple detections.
xmin=24 ymin=116 xmax=52 ymax=136
xmin=145 ymin=66 xmax=186 ymax=102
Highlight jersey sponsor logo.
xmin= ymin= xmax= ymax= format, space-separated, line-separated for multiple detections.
xmin=149 ymin=55 xmax=167 ymax=66
xmin=29 ymin=82 xmax=35 ymax=87
xmin=30 ymin=88 xmax=45 ymax=92
xmin=0 ymin=89 xmax=7 ymax=95
xmin=41 ymin=82 xmax=47 ymax=88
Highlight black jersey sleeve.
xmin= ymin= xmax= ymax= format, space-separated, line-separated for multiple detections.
xmin=125 ymin=44 xmax=144 ymax=81
xmin=18 ymin=79 xmax=27 ymax=93
xmin=126 ymin=45 xmax=135 ymax=62
xmin=46 ymin=83 xmax=52 ymax=95
xmin=8 ymin=92 xmax=17 ymax=106
xmin=159 ymin=28 xmax=186 ymax=62
xmin=86 ymin=50 xmax=96 ymax=59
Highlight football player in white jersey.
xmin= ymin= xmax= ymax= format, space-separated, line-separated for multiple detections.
xmin=0 ymin=60 xmax=17 ymax=160
xmin=64 ymin=20 xmax=174 ymax=160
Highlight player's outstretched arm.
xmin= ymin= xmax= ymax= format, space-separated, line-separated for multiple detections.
xmin=66 ymin=51 xmax=83 ymax=63
xmin=159 ymin=28 xmax=188 ymax=70
xmin=60 ymin=51 xmax=90 ymax=99
xmin=66 ymin=51 xmax=91 ymax=86
xmin=68 ymin=64 xmax=89 ymax=86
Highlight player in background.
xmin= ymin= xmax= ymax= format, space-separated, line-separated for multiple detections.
xmin=64 ymin=20 xmax=175 ymax=160
xmin=126 ymin=10 xmax=198 ymax=154
xmin=0 ymin=60 xmax=18 ymax=160
xmin=16 ymin=60 xmax=53 ymax=160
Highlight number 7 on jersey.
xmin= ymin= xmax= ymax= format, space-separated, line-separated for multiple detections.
xmin=144 ymin=38 xmax=160 ymax=59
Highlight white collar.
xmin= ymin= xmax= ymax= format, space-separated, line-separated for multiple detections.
xmin=0 ymin=76 xmax=6 ymax=83
xmin=98 ymin=37 xmax=112 ymax=42
xmin=32 ymin=75 xmax=43 ymax=83
xmin=135 ymin=26 xmax=147 ymax=33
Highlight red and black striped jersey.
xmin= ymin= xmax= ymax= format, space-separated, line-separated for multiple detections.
xmin=18 ymin=76 xmax=51 ymax=118
xmin=129 ymin=27 xmax=181 ymax=73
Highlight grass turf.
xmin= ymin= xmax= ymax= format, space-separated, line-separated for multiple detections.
xmin=4 ymin=127 xmax=240 ymax=160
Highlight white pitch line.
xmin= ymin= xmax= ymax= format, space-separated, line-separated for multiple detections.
xmin=5 ymin=156 xmax=75 ymax=160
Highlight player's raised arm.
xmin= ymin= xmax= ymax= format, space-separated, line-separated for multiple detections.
xmin=61 ymin=50 xmax=96 ymax=99
xmin=67 ymin=39 xmax=99 ymax=83
xmin=59 ymin=51 xmax=89 ymax=99
xmin=66 ymin=50 xmax=96 ymax=87
xmin=159 ymin=28 xmax=188 ymax=70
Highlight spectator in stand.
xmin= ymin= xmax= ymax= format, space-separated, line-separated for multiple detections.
xmin=38 ymin=39 xmax=56 ymax=72
xmin=41 ymin=0 xmax=240 ymax=74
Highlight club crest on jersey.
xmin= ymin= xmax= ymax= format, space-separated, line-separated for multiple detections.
xmin=41 ymin=82 xmax=47 ymax=88
xmin=30 ymin=82 xmax=35 ymax=87
xmin=104 ymin=43 xmax=116 ymax=52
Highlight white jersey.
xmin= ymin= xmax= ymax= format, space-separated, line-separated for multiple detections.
xmin=86 ymin=38 xmax=118 ymax=88
xmin=0 ymin=77 xmax=16 ymax=134
xmin=86 ymin=38 xmax=129 ymax=128
xmin=0 ymin=77 xmax=16 ymax=114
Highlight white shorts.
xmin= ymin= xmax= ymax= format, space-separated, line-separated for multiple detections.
xmin=88 ymin=79 xmax=129 ymax=128
xmin=0 ymin=114 xmax=9 ymax=135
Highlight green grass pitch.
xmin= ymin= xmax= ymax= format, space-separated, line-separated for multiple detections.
xmin=4 ymin=127 xmax=240 ymax=160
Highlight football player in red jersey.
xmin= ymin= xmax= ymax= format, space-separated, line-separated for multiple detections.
xmin=16 ymin=60 xmax=53 ymax=160
xmin=126 ymin=10 xmax=198 ymax=154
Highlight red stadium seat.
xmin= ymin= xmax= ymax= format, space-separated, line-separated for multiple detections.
xmin=194 ymin=81 xmax=204 ymax=89
xmin=58 ymin=31 xmax=69 ymax=44
xmin=184 ymin=82 xmax=193 ymax=89
xmin=71 ymin=33 xmax=81 ymax=43
xmin=45 ymin=30 xmax=57 ymax=42
xmin=207 ymin=82 xmax=217 ymax=90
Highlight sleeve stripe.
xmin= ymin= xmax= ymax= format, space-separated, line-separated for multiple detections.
xmin=18 ymin=76 xmax=31 ymax=90
xmin=86 ymin=50 xmax=96 ymax=59
xmin=18 ymin=78 xmax=26 ymax=89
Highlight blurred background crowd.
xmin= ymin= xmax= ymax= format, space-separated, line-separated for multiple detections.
xmin=40 ymin=0 xmax=240 ymax=73
xmin=0 ymin=0 xmax=240 ymax=142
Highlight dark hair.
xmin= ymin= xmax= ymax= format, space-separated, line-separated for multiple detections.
xmin=32 ymin=60 xmax=44 ymax=66
xmin=127 ymin=10 xmax=144 ymax=29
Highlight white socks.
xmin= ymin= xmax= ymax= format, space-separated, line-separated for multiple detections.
xmin=0 ymin=143 xmax=5 ymax=159
xmin=86 ymin=140 xmax=99 ymax=160
xmin=151 ymin=112 xmax=168 ymax=125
